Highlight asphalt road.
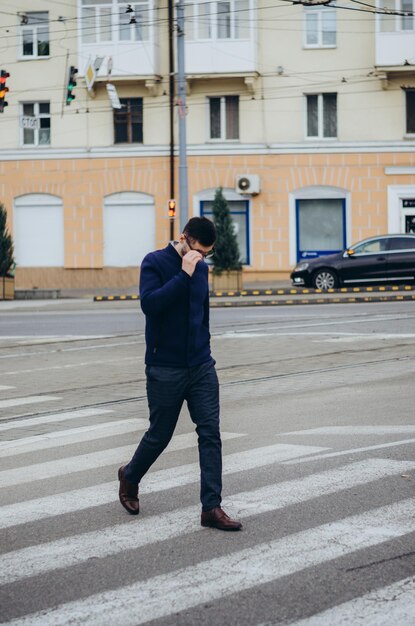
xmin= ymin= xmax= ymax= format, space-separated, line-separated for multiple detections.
xmin=1 ymin=300 xmax=414 ymax=625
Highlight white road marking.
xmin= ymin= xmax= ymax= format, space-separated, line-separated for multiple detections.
xmin=0 ymin=408 xmax=114 ymax=432
xmin=9 ymin=497 xmax=415 ymax=626
xmin=284 ymin=426 xmax=415 ymax=436
xmin=0 ymin=444 xmax=324 ymax=528
xmin=0 ymin=432 xmax=243 ymax=488
xmin=1 ymin=458 xmax=411 ymax=585
xmin=0 ymin=385 xmax=15 ymax=390
xmin=216 ymin=313 xmax=414 ymax=334
xmin=282 ymin=437 xmax=415 ymax=465
xmin=0 ymin=396 xmax=61 ymax=409
xmin=291 ymin=576 xmax=415 ymax=626
xmin=321 ymin=333 xmax=415 ymax=342
xmin=1 ymin=356 xmax=140 ymax=376
xmin=0 ymin=418 xmax=148 ymax=456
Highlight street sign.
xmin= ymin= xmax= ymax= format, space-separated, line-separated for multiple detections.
xmin=21 ymin=116 xmax=39 ymax=130
xmin=106 ymin=83 xmax=122 ymax=109
xmin=84 ymin=60 xmax=96 ymax=91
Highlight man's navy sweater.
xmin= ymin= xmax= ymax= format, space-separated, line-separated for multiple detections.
xmin=140 ymin=244 xmax=211 ymax=367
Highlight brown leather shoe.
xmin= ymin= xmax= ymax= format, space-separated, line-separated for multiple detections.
xmin=118 ymin=465 xmax=139 ymax=515
xmin=201 ymin=507 xmax=242 ymax=531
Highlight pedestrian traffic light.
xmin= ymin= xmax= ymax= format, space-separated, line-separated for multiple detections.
xmin=168 ymin=199 xmax=176 ymax=218
xmin=66 ymin=66 xmax=77 ymax=105
xmin=0 ymin=70 xmax=10 ymax=113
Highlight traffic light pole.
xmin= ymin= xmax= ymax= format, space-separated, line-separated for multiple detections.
xmin=176 ymin=0 xmax=189 ymax=235
xmin=168 ymin=0 xmax=175 ymax=242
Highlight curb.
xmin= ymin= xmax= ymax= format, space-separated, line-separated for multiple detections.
xmin=209 ymin=294 xmax=415 ymax=307
xmin=93 ymin=284 xmax=414 ymax=303
xmin=210 ymin=285 xmax=414 ymax=297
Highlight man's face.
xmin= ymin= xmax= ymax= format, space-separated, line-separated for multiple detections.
xmin=182 ymin=235 xmax=214 ymax=259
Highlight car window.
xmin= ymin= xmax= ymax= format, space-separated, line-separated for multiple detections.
xmin=351 ymin=239 xmax=387 ymax=255
xmin=389 ymin=237 xmax=415 ymax=251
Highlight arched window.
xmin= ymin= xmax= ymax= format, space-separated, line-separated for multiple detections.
xmin=13 ymin=194 xmax=64 ymax=266
xmin=103 ymin=192 xmax=155 ymax=266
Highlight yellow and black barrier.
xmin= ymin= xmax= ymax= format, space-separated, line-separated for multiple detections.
xmin=94 ymin=284 xmax=414 ymax=302
xmin=210 ymin=284 xmax=414 ymax=297
xmin=209 ymin=294 xmax=415 ymax=307
xmin=94 ymin=294 xmax=140 ymax=302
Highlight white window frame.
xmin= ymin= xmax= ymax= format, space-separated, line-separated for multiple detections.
xmin=20 ymin=12 xmax=50 ymax=59
xmin=378 ymin=0 xmax=414 ymax=32
xmin=81 ymin=0 xmax=114 ymax=43
xmin=304 ymin=93 xmax=337 ymax=140
xmin=304 ymin=7 xmax=336 ymax=48
xmin=20 ymin=102 xmax=51 ymax=147
xmin=185 ymin=0 xmax=250 ymax=41
xmin=208 ymin=96 xmax=240 ymax=142
xmin=118 ymin=1 xmax=150 ymax=41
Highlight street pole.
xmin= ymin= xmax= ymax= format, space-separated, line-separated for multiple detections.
xmin=176 ymin=0 xmax=188 ymax=234
xmin=168 ymin=0 xmax=175 ymax=241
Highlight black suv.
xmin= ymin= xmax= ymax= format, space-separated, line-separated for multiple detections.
xmin=290 ymin=234 xmax=415 ymax=290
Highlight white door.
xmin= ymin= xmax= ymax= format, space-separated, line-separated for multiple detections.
xmin=13 ymin=194 xmax=64 ymax=266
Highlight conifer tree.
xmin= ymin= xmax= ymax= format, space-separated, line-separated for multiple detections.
xmin=0 ymin=203 xmax=15 ymax=277
xmin=211 ymin=188 xmax=241 ymax=275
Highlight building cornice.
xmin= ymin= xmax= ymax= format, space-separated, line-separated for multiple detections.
xmin=1 ymin=141 xmax=415 ymax=161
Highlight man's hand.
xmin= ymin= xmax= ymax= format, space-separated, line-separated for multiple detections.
xmin=182 ymin=250 xmax=202 ymax=277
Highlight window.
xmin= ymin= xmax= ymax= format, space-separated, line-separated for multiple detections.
xmin=201 ymin=199 xmax=249 ymax=264
xmin=389 ymin=236 xmax=415 ymax=250
xmin=352 ymin=239 xmax=387 ymax=254
xmin=118 ymin=1 xmax=149 ymax=41
xmin=114 ymin=98 xmax=143 ymax=143
xmin=209 ymin=96 xmax=239 ymax=140
xmin=81 ymin=0 xmax=113 ymax=43
xmin=185 ymin=0 xmax=249 ymax=40
xmin=306 ymin=93 xmax=337 ymax=139
xmin=21 ymin=102 xmax=51 ymax=146
xmin=304 ymin=7 xmax=336 ymax=47
xmin=297 ymin=199 xmax=345 ymax=261
xmin=21 ymin=12 xmax=49 ymax=57
xmin=405 ymin=90 xmax=415 ymax=134
xmin=380 ymin=0 xmax=414 ymax=31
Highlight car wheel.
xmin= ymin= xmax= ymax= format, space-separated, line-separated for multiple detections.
xmin=313 ymin=269 xmax=338 ymax=290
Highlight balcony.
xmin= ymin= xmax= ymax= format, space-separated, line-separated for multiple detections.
xmin=78 ymin=0 xmax=159 ymax=85
xmin=184 ymin=0 xmax=257 ymax=75
xmin=375 ymin=3 xmax=415 ymax=69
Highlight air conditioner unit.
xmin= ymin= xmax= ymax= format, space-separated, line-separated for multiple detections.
xmin=235 ymin=174 xmax=260 ymax=195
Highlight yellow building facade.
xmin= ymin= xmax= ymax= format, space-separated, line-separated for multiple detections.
xmin=1 ymin=1 xmax=415 ymax=289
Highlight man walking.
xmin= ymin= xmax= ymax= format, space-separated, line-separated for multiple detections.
xmin=118 ymin=217 xmax=242 ymax=531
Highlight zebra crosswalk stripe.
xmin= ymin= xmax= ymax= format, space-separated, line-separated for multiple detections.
xmin=0 ymin=408 xmax=114 ymax=432
xmin=1 ymin=458 xmax=412 ymax=585
xmin=0 ymin=395 xmax=61 ymax=410
xmin=0 ymin=418 xmax=148 ymax=456
xmin=8 ymin=497 xmax=415 ymax=626
xmin=0 ymin=432 xmax=244 ymax=488
xmin=284 ymin=425 xmax=415 ymax=436
xmin=291 ymin=576 xmax=415 ymax=626
xmin=0 ymin=443 xmax=325 ymax=529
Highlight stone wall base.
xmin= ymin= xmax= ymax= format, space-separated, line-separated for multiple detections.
xmin=15 ymin=267 xmax=139 ymax=290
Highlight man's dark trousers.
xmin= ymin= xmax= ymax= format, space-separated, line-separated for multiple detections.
xmin=124 ymin=359 xmax=222 ymax=512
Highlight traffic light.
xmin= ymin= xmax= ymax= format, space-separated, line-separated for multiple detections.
xmin=0 ymin=70 xmax=10 ymax=113
xmin=66 ymin=65 xmax=77 ymax=105
xmin=168 ymin=199 xmax=176 ymax=218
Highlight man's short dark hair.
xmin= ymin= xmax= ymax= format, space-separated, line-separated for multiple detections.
xmin=183 ymin=217 xmax=216 ymax=246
